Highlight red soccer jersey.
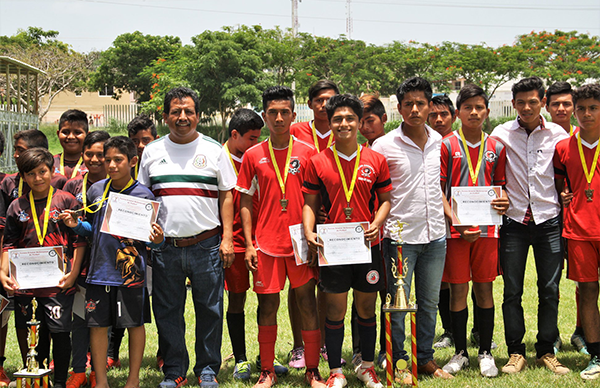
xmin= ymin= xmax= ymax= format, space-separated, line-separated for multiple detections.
xmin=53 ymin=153 xmax=88 ymax=179
xmin=554 ymin=135 xmax=600 ymax=240
xmin=441 ymin=131 xmax=507 ymax=238
xmin=302 ymin=146 xmax=392 ymax=245
xmin=1 ymin=173 xmax=67 ymax=208
xmin=229 ymin=154 xmax=260 ymax=253
xmin=291 ymin=121 xmax=334 ymax=153
xmin=236 ymin=138 xmax=317 ymax=257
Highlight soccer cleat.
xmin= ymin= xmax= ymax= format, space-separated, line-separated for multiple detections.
xmin=253 ymin=370 xmax=277 ymax=388
xmin=157 ymin=355 xmax=165 ymax=371
xmin=233 ymin=360 xmax=252 ymax=380
xmin=554 ymin=335 xmax=562 ymax=354
xmin=571 ymin=333 xmax=589 ymax=355
xmin=89 ymin=371 xmax=97 ymax=388
xmin=501 ymin=354 xmax=527 ymax=374
xmin=433 ymin=332 xmax=454 ymax=349
xmin=326 ymin=372 xmax=347 ymax=388
xmin=106 ymin=357 xmax=121 ymax=369
xmin=305 ymin=368 xmax=327 ymax=388
xmin=198 ymin=373 xmax=218 ymax=388
xmin=274 ymin=359 xmax=289 ymax=375
xmin=65 ymin=371 xmax=87 ymax=388
xmin=376 ymin=353 xmax=386 ymax=370
xmin=352 ymin=353 xmax=363 ymax=373
xmin=288 ymin=347 xmax=306 ymax=369
xmin=320 ymin=346 xmax=346 ymax=366
xmin=478 ymin=352 xmax=498 ymax=378
xmin=442 ymin=351 xmax=469 ymax=375
xmin=356 ymin=365 xmax=383 ymax=388
xmin=0 ymin=366 xmax=11 ymax=387
xmin=581 ymin=356 xmax=600 ymax=380
xmin=158 ymin=376 xmax=188 ymax=388
xmin=536 ymin=353 xmax=569 ymax=375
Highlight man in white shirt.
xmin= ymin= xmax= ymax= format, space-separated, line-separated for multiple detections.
xmin=372 ymin=77 xmax=452 ymax=382
xmin=490 ymin=76 xmax=569 ymax=376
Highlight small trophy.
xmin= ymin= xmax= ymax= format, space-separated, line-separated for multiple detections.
xmin=14 ymin=298 xmax=51 ymax=388
xmin=383 ymin=221 xmax=417 ymax=312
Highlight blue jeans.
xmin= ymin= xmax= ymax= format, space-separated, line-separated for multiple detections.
xmin=499 ymin=215 xmax=562 ymax=358
xmin=381 ymin=237 xmax=446 ymax=366
xmin=152 ymin=234 xmax=224 ymax=378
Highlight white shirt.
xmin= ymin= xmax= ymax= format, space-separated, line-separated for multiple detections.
xmin=372 ymin=124 xmax=446 ymax=244
xmin=490 ymin=116 xmax=569 ymax=225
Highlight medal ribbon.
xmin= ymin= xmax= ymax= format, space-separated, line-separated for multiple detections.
xmin=134 ymin=161 xmax=139 ymax=180
xmin=29 ymin=186 xmax=54 ymax=246
xmin=332 ymin=144 xmax=361 ymax=205
xmin=82 ymin=174 xmax=88 ymax=209
xmin=577 ymin=133 xmax=600 ymax=188
xmin=82 ymin=178 xmax=135 ymax=214
xmin=18 ymin=178 xmax=23 ymax=197
xmin=60 ymin=154 xmax=83 ymax=179
xmin=570 ymin=125 xmax=574 ymax=136
xmin=268 ymin=136 xmax=293 ymax=197
xmin=311 ymin=121 xmax=333 ymax=152
xmin=224 ymin=142 xmax=239 ymax=177
xmin=459 ymin=129 xmax=485 ymax=185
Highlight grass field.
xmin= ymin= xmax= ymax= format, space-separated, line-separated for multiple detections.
xmin=0 ymin=249 xmax=588 ymax=387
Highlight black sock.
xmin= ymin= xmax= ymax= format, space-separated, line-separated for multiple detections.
xmin=357 ymin=315 xmax=377 ymax=363
xmin=227 ymin=312 xmax=247 ymax=362
xmin=471 ymin=291 xmax=479 ymax=333
xmin=0 ymin=356 xmax=5 ymax=367
xmin=451 ymin=308 xmax=468 ymax=358
xmin=351 ymin=302 xmax=360 ymax=354
xmin=52 ymin=332 xmax=71 ymax=384
xmin=325 ymin=318 xmax=344 ymax=369
xmin=477 ymin=306 xmax=495 ymax=355
xmin=107 ymin=327 xmax=125 ymax=360
xmin=439 ymin=288 xmax=452 ymax=334
xmin=587 ymin=342 xmax=600 ymax=358
xmin=574 ymin=326 xmax=585 ymax=337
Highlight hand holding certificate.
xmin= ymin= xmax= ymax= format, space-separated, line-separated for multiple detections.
xmin=9 ymin=246 xmax=64 ymax=290
xmin=317 ymin=222 xmax=371 ymax=266
xmin=451 ymin=186 xmax=504 ymax=226
xmin=101 ymin=192 xmax=160 ymax=242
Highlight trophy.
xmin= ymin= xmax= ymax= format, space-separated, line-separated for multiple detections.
xmin=382 ymin=221 xmax=416 ymax=312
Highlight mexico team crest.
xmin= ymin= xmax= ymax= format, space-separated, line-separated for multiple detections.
xmin=193 ymin=154 xmax=207 ymax=169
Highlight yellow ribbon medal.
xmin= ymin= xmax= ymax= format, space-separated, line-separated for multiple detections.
xmin=17 ymin=178 xmax=23 ymax=197
xmin=311 ymin=121 xmax=333 ymax=152
xmin=268 ymin=136 xmax=293 ymax=211
xmin=81 ymin=178 xmax=135 ymax=214
xmin=60 ymin=154 xmax=84 ymax=179
xmin=459 ymin=129 xmax=486 ymax=185
xmin=332 ymin=144 xmax=361 ymax=220
xmin=577 ymin=133 xmax=600 ymax=202
xmin=29 ymin=186 xmax=54 ymax=246
xmin=224 ymin=142 xmax=239 ymax=177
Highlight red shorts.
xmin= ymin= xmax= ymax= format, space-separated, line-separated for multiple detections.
xmin=225 ymin=252 xmax=250 ymax=294
xmin=253 ymin=250 xmax=318 ymax=294
xmin=566 ymin=239 xmax=600 ymax=282
xmin=442 ymin=237 xmax=498 ymax=284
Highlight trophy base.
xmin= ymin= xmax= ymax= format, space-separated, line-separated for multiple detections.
xmin=14 ymin=368 xmax=52 ymax=388
xmin=382 ymin=303 xmax=418 ymax=313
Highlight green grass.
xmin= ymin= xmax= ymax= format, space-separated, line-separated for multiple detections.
xmin=0 ymin=248 xmax=587 ymax=387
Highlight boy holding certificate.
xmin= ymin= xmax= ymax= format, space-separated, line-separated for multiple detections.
xmin=0 ymin=148 xmax=85 ymax=388
xmin=303 ymin=94 xmax=392 ymax=388
xmin=439 ymin=84 xmax=508 ymax=377
xmin=61 ymin=136 xmax=164 ymax=388
xmin=553 ymin=83 xmax=600 ymax=379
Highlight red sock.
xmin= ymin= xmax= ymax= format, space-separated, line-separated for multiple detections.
xmin=302 ymin=329 xmax=321 ymax=369
xmin=258 ymin=325 xmax=277 ymax=372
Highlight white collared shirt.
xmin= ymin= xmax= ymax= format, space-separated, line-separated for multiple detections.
xmin=490 ymin=116 xmax=569 ymax=225
xmin=371 ymin=123 xmax=446 ymax=244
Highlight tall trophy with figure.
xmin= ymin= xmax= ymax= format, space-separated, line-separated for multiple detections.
xmin=382 ymin=221 xmax=418 ymax=387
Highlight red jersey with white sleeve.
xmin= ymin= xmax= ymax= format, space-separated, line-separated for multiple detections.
xmin=291 ymin=121 xmax=334 ymax=153
xmin=236 ymin=137 xmax=317 ymax=257
xmin=554 ymin=135 xmax=600 ymax=241
xmin=441 ymin=131 xmax=507 ymax=238
xmin=229 ymin=153 xmax=260 ymax=253
xmin=302 ymin=146 xmax=392 ymax=245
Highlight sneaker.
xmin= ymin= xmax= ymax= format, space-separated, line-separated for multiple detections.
xmin=352 ymin=353 xmax=363 ymax=372
xmin=320 ymin=346 xmax=346 ymax=366
xmin=305 ymin=368 xmax=326 ymax=388
xmin=233 ymin=360 xmax=252 ymax=380
xmin=433 ymin=332 xmax=454 ymax=349
xmin=571 ymin=333 xmax=589 ymax=355
xmin=554 ymin=336 xmax=563 ymax=354
xmin=89 ymin=371 xmax=96 ymax=388
xmin=417 ymin=360 xmax=454 ymax=379
xmin=198 ymin=373 xmax=218 ymax=388
xmin=288 ymin=347 xmax=306 ymax=369
xmin=442 ymin=351 xmax=469 ymax=374
xmin=581 ymin=355 xmax=600 ymax=380
xmin=478 ymin=352 xmax=498 ymax=377
xmin=0 ymin=366 xmax=10 ymax=387
xmin=274 ymin=359 xmax=289 ymax=376
xmin=253 ymin=370 xmax=276 ymax=388
xmin=536 ymin=353 xmax=569 ymax=375
xmin=356 ymin=365 xmax=383 ymax=388
xmin=107 ymin=357 xmax=121 ymax=369
xmin=66 ymin=371 xmax=87 ymax=388
xmin=158 ymin=376 xmax=188 ymax=388
xmin=470 ymin=331 xmax=497 ymax=350
xmin=501 ymin=354 xmax=527 ymax=374
xmin=376 ymin=353 xmax=386 ymax=370
xmin=326 ymin=372 xmax=347 ymax=388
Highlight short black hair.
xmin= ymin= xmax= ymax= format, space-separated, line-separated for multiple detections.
xmin=512 ymin=76 xmax=545 ymax=100
xmin=164 ymin=87 xmax=199 ymax=115
xmin=229 ymin=108 xmax=264 ymax=137
xmin=17 ymin=148 xmax=54 ymax=176
xmin=262 ymin=86 xmax=295 ymax=112
xmin=58 ymin=109 xmax=89 ymax=133
xmin=431 ymin=95 xmax=455 ymax=117
xmin=546 ymin=81 xmax=574 ymax=105
xmin=14 ymin=129 xmax=48 ymax=149
xmin=456 ymin=84 xmax=489 ymax=110
xmin=326 ymin=94 xmax=364 ymax=122
xmin=308 ymin=80 xmax=340 ymax=101
xmin=360 ymin=95 xmax=386 ymax=119
xmin=396 ymin=77 xmax=433 ymax=104
xmin=127 ymin=114 xmax=157 ymax=138
xmin=104 ymin=136 xmax=137 ymax=161
xmin=573 ymin=83 xmax=600 ymax=105
xmin=83 ymin=131 xmax=110 ymax=151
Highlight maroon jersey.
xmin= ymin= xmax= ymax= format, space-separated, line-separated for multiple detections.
xmin=53 ymin=153 xmax=88 ymax=179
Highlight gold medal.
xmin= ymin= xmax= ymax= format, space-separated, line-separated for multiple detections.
xmin=458 ymin=128 xmax=485 ymax=185
xmin=80 ymin=178 xmax=134 ymax=214
xmin=344 ymin=206 xmax=353 ymax=220
xmin=332 ymin=144 xmax=361 ymax=222
xmin=268 ymin=137 xmax=293 ymax=212
xmin=280 ymin=198 xmax=289 ymax=211
xmin=577 ymin=133 xmax=600 ymax=203
xmin=586 ymin=184 xmax=594 ymax=202
xmin=311 ymin=121 xmax=333 ymax=152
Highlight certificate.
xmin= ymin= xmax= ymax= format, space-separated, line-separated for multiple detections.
xmin=317 ymin=222 xmax=371 ymax=266
xmin=9 ymin=246 xmax=64 ymax=289
xmin=101 ymin=192 xmax=160 ymax=242
xmin=451 ymin=186 xmax=502 ymax=226
xmin=289 ymin=224 xmax=308 ymax=266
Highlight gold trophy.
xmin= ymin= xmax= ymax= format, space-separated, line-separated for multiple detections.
xmin=382 ymin=221 xmax=417 ymax=313
xmin=14 ymin=297 xmax=51 ymax=388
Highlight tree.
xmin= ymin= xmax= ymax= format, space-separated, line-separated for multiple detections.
xmin=90 ymin=31 xmax=182 ymax=102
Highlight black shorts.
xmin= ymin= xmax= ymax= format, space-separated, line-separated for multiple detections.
xmin=85 ymin=284 xmax=146 ymax=328
xmin=319 ymin=244 xmax=384 ymax=294
xmin=14 ymin=294 xmax=73 ymax=333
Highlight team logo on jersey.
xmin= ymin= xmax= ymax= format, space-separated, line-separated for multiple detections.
xmin=17 ymin=210 xmax=30 ymax=222
xmin=484 ymin=150 xmax=497 ymax=163
xmin=359 ymin=164 xmax=374 ymax=178
xmin=85 ymin=299 xmax=100 ymax=313
xmin=366 ymin=270 xmax=380 ymax=284
xmin=158 ymin=158 xmax=168 ymax=165
xmin=255 ymin=280 xmax=264 ymax=288
xmin=193 ymin=154 xmax=207 ymax=169
xmin=288 ymin=159 xmax=301 ymax=175
xmin=259 ymin=157 xmax=270 ymax=164
xmin=50 ymin=209 xmax=60 ymax=223
xmin=453 ymin=151 xmax=463 ymax=159
xmin=76 ymin=192 xmax=83 ymax=203
xmin=10 ymin=188 xmax=19 ymax=199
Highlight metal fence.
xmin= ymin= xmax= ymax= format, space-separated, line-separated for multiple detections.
xmin=0 ymin=105 xmax=39 ymax=172
xmin=102 ymin=104 xmax=141 ymax=127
